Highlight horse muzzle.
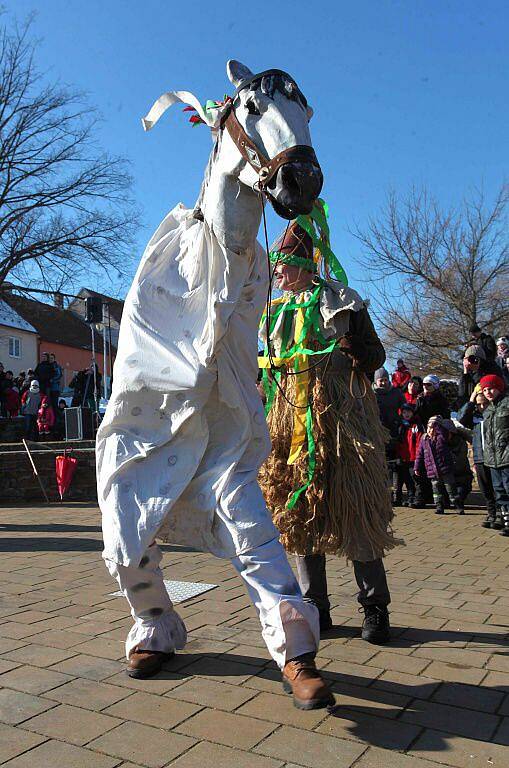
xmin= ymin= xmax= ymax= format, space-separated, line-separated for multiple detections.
xmin=265 ymin=160 xmax=323 ymax=219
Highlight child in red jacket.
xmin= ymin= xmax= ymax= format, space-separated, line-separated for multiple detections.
xmin=394 ymin=403 xmax=423 ymax=506
xmin=37 ymin=395 xmax=55 ymax=437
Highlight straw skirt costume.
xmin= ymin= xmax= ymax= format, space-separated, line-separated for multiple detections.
xmin=96 ymin=204 xmax=319 ymax=666
xmin=260 ymin=281 xmax=398 ymax=561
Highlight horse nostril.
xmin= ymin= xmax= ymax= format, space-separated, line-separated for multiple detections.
xmin=280 ymin=163 xmax=323 ymax=201
xmin=280 ymin=164 xmax=302 ymax=196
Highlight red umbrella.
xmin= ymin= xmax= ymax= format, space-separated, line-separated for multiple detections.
xmin=55 ymin=453 xmax=78 ymax=500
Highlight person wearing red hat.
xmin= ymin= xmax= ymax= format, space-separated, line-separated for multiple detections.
xmin=259 ymin=208 xmax=402 ymax=644
xmin=480 ymin=374 xmax=509 ymax=536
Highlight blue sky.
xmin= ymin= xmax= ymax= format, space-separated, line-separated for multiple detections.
xmin=6 ymin=0 xmax=509 ymax=300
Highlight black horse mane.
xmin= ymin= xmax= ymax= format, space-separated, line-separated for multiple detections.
xmin=252 ymin=73 xmax=307 ymax=109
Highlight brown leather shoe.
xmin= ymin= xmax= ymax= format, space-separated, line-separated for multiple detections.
xmin=127 ymin=647 xmax=175 ymax=679
xmin=282 ymin=655 xmax=335 ymax=710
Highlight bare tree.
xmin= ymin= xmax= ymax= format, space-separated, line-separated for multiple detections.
xmin=0 ymin=17 xmax=138 ymax=295
xmin=355 ymin=185 xmax=509 ymax=376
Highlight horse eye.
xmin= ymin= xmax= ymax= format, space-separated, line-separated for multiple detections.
xmin=246 ymin=99 xmax=260 ymax=116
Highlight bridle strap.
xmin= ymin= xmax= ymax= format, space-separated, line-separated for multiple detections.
xmin=221 ymin=107 xmax=320 ymax=188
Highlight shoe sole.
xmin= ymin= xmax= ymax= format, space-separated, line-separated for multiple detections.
xmin=282 ymin=679 xmax=335 ymax=710
xmin=362 ymin=633 xmax=391 ymax=645
xmin=126 ymin=651 xmax=175 ymax=679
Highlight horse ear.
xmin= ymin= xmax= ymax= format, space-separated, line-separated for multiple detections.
xmin=227 ymin=60 xmax=254 ymax=87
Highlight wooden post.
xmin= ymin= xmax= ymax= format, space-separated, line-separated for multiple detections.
xmin=22 ymin=439 xmax=50 ymax=503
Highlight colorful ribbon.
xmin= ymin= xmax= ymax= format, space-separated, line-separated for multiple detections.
xmin=260 ymin=283 xmax=337 ymax=509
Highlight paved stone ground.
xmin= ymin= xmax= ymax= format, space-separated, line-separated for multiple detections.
xmin=0 ymin=502 xmax=508 ymax=767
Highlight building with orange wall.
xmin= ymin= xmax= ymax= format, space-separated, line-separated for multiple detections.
xmin=0 ymin=291 xmax=116 ymax=389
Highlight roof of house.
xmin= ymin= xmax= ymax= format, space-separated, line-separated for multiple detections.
xmin=1 ymin=292 xmax=109 ymax=354
xmin=0 ymin=299 xmax=37 ymax=334
xmin=68 ymin=288 xmax=124 ymax=325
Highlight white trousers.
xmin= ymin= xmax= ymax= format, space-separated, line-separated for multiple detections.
xmin=105 ymin=537 xmax=319 ymax=669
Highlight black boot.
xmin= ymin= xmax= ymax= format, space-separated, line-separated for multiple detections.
xmin=493 ymin=509 xmax=504 ymax=530
xmin=482 ymin=510 xmax=497 ymax=528
xmin=435 ymin=506 xmax=445 ymax=515
xmin=361 ymin=605 xmax=390 ymax=644
xmin=319 ymin=611 xmax=333 ymax=633
xmin=500 ymin=507 xmax=509 ymax=537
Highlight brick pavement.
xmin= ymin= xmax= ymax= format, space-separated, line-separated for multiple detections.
xmin=0 ymin=502 xmax=508 ymax=767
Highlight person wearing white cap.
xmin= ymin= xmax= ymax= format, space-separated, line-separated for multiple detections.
xmin=415 ymin=375 xmax=450 ymax=428
xmin=21 ymin=380 xmax=41 ymax=440
xmin=496 ymin=337 xmax=509 ymax=371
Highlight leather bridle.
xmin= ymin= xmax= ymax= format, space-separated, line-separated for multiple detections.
xmin=219 ymin=69 xmax=321 ymax=190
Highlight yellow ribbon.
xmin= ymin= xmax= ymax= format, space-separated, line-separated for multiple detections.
xmin=287 ymin=296 xmax=309 ymax=464
xmin=258 ymin=294 xmax=311 ymax=465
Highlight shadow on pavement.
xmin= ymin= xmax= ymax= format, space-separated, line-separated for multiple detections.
xmin=0 ymin=536 xmax=198 ymax=553
xmin=156 ymin=650 xmax=509 ymax=752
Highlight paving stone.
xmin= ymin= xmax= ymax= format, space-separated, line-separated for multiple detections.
xmin=170 ymin=741 xmax=283 ymax=768
xmin=431 ymin=680 xmax=504 ymax=712
xmin=43 ymin=676 xmax=134 ymax=710
xmin=176 ymin=655 xmax=261 ymax=684
xmin=493 ymin=717 xmax=509 ymax=745
xmin=401 ymin=698 xmax=499 ymax=740
xmin=236 ymin=691 xmax=329 ymax=729
xmin=423 ymin=660 xmax=487 ymax=685
xmin=315 ymin=708 xmax=421 ymax=751
xmin=254 ymin=725 xmax=366 ymax=767
xmin=2 ymin=643 xmax=77 ymax=667
xmin=328 ymin=681 xmax=410 ymax=718
xmin=104 ymin=690 xmax=200 ymax=729
xmin=22 ymin=703 xmax=123 ymax=745
xmin=366 ymin=651 xmax=432 ymax=676
xmin=0 ymin=659 xmax=21 ymax=675
xmin=411 ymin=728 xmax=509 ymax=766
xmin=353 ymin=747 xmax=436 ymax=767
xmin=0 ymin=738 xmax=121 ymax=767
xmin=372 ymin=670 xmax=441 ymax=700
xmin=0 ymin=688 xmax=56 ymax=724
xmin=88 ymin=720 xmax=195 ymax=767
xmin=50 ymin=653 xmax=124 ymax=680
xmin=166 ymin=677 xmax=257 ymax=711
xmin=70 ymin=637 xmax=125 ymax=660
xmin=0 ymin=722 xmax=46 ymax=762
xmin=0 ymin=664 xmax=74 ymax=694
xmin=174 ymin=708 xmax=277 ymax=749
xmin=104 ymin=670 xmax=186 ymax=695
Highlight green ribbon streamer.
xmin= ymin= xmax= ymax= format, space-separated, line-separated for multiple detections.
xmin=296 ymin=199 xmax=348 ymax=286
xmin=261 ymin=283 xmax=337 ymax=510
xmin=269 ymin=250 xmax=318 ymax=272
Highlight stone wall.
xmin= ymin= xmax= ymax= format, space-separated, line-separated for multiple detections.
xmin=0 ymin=440 xmax=97 ymax=502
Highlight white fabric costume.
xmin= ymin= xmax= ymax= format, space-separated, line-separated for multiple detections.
xmin=97 ymin=204 xmax=319 ymax=666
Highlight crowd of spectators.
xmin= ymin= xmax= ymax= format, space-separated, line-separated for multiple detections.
xmin=0 ymin=354 xmax=66 ymax=441
xmin=375 ymin=322 xmax=509 ymax=535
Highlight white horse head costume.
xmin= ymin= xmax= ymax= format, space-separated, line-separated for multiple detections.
xmin=97 ymin=60 xmax=325 ymax=572
xmin=142 ymin=59 xmax=322 ymax=251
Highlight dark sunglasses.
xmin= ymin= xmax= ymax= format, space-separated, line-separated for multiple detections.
xmin=423 ymin=382 xmax=434 ymax=388
xmin=467 ymin=355 xmax=480 ymax=364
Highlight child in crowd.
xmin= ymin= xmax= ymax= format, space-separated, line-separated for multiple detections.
xmin=481 ymin=374 xmax=509 ymax=536
xmin=446 ymin=419 xmax=473 ymax=507
xmin=37 ymin=395 xmax=55 ymax=437
xmin=404 ymin=376 xmax=423 ymax=407
xmin=414 ymin=415 xmax=464 ymax=515
xmin=394 ymin=403 xmax=423 ymax=506
xmin=458 ymin=389 xmax=500 ymax=529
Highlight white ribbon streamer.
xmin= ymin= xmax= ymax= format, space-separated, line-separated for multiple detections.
xmin=141 ymin=90 xmax=228 ymax=132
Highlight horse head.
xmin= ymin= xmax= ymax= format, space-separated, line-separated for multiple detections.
xmin=225 ymin=60 xmax=323 ymax=219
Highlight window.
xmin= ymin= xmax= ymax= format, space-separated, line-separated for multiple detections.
xmin=8 ymin=336 xmax=21 ymax=358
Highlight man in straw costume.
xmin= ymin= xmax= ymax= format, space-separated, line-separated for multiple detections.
xmin=259 ymin=202 xmax=402 ymax=643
